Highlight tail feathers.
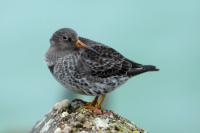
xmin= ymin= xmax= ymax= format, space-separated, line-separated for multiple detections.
xmin=143 ymin=65 xmax=159 ymax=71
xmin=128 ymin=65 xmax=159 ymax=77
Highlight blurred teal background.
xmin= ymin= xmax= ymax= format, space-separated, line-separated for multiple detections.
xmin=0 ymin=0 xmax=200 ymax=132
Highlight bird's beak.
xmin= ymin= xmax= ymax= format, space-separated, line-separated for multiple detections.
xmin=75 ymin=38 xmax=100 ymax=54
xmin=75 ymin=39 xmax=87 ymax=48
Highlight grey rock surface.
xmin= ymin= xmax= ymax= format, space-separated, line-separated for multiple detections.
xmin=30 ymin=99 xmax=148 ymax=133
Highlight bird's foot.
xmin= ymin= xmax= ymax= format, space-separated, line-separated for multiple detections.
xmin=83 ymin=95 xmax=106 ymax=113
xmin=83 ymin=104 xmax=103 ymax=114
xmin=84 ymin=103 xmax=97 ymax=110
xmin=75 ymin=103 xmax=96 ymax=113
xmin=76 ymin=95 xmax=106 ymax=114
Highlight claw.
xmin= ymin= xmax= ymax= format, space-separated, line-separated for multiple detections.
xmin=84 ymin=104 xmax=97 ymax=110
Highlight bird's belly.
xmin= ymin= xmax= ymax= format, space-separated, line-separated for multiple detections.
xmin=52 ymin=56 xmax=129 ymax=96
xmin=83 ymin=76 xmax=129 ymax=96
xmin=53 ymin=65 xmax=129 ymax=95
xmin=54 ymin=69 xmax=129 ymax=96
xmin=53 ymin=62 xmax=129 ymax=95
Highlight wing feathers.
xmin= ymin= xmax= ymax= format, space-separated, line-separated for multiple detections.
xmin=79 ymin=37 xmax=158 ymax=78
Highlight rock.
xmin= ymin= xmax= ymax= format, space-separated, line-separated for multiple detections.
xmin=30 ymin=99 xmax=148 ymax=133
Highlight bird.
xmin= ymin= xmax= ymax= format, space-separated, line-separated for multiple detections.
xmin=45 ymin=28 xmax=159 ymax=109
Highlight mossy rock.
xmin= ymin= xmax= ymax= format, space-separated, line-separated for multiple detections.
xmin=31 ymin=99 xmax=148 ymax=133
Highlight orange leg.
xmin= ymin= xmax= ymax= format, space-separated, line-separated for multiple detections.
xmin=91 ymin=96 xmax=99 ymax=106
xmin=97 ymin=95 xmax=106 ymax=109
xmin=84 ymin=96 xmax=99 ymax=110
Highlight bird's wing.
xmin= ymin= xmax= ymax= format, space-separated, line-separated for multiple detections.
xmin=79 ymin=37 xmax=144 ymax=78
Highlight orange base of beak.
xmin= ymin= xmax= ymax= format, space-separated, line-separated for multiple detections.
xmin=75 ymin=40 xmax=86 ymax=48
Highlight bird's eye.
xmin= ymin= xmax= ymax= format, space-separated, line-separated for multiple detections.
xmin=68 ymin=38 xmax=72 ymax=42
xmin=62 ymin=36 xmax=67 ymax=40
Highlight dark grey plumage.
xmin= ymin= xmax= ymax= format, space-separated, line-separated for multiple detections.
xmin=45 ymin=28 xmax=158 ymax=96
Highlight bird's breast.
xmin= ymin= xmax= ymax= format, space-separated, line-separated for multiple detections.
xmin=51 ymin=53 xmax=86 ymax=92
xmin=53 ymin=53 xmax=79 ymax=79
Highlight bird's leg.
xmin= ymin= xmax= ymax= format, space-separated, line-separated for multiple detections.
xmin=97 ymin=95 xmax=106 ymax=109
xmin=91 ymin=96 xmax=99 ymax=106
xmin=84 ymin=95 xmax=106 ymax=111
xmin=84 ymin=96 xmax=99 ymax=110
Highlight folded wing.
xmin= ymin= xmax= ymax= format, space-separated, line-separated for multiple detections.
xmin=79 ymin=37 xmax=158 ymax=78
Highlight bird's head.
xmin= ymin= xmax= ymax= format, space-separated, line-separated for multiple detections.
xmin=50 ymin=28 xmax=87 ymax=51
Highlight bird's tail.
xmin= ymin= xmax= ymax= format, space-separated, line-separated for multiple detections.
xmin=128 ymin=64 xmax=159 ymax=76
xmin=143 ymin=65 xmax=159 ymax=72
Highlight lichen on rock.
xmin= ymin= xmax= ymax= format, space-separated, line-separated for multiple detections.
xmin=30 ymin=99 xmax=148 ymax=133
